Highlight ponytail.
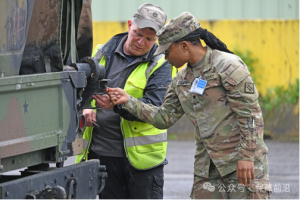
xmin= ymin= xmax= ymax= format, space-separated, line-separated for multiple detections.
xmin=175 ymin=27 xmax=234 ymax=54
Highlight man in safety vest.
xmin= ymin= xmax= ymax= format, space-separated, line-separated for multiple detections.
xmin=76 ymin=3 xmax=176 ymax=199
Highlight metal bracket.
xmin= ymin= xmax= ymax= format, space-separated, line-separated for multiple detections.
xmin=26 ymin=185 xmax=67 ymax=199
xmin=97 ymin=165 xmax=107 ymax=195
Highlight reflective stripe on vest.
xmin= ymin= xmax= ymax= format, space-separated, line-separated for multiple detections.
xmin=125 ymin=132 xmax=167 ymax=147
xmin=82 ymin=138 xmax=89 ymax=149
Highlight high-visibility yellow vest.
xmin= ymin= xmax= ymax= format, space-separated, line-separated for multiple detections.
xmin=121 ymin=54 xmax=168 ymax=169
xmin=76 ymin=44 xmax=177 ymax=169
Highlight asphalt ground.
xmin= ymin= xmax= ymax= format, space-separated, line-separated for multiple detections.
xmin=163 ymin=140 xmax=299 ymax=199
xmin=4 ymin=140 xmax=299 ymax=199
xmin=80 ymin=140 xmax=300 ymax=200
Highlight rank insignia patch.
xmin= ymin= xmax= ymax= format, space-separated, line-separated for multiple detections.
xmin=245 ymin=82 xmax=254 ymax=94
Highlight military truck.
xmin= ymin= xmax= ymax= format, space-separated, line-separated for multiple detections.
xmin=0 ymin=0 xmax=107 ymax=198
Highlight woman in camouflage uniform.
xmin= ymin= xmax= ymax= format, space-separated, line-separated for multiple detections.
xmin=106 ymin=12 xmax=271 ymax=199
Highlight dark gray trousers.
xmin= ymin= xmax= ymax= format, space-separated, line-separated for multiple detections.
xmin=89 ymin=150 xmax=164 ymax=199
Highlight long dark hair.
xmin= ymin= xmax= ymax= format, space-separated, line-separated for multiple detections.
xmin=175 ymin=27 xmax=234 ymax=54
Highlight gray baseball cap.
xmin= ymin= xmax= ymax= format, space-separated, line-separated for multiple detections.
xmin=133 ymin=3 xmax=167 ymax=33
xmin=154 ymin=12 xmax=201 ymax=56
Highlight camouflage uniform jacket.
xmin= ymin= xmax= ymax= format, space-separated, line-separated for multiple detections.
xmin=122 ymin=46 xmax=270 ymax=184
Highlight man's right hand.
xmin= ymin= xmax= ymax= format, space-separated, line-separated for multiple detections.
xmin=106 ymin=87 xmax=129 ymax=105
xmin=83 ymin=109 xmax=96 ymax=127
xmin=92 ymin=94 xmax=114 ymax=110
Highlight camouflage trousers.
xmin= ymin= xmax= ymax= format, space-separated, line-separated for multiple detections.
xmin=190 ymin=164 xmax=271 ymax=199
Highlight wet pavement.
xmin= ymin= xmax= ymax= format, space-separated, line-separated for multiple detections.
xmin=163 ymin=140 xmax=299 ymax=199
xmin=5 ymin=140 xmax=299 ymax=199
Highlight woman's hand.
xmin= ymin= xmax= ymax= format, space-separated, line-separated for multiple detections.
xmin=237 ymin=160 xmax=255 ymax=186
xmin=106 ymin=87 xmax=129 ymax=105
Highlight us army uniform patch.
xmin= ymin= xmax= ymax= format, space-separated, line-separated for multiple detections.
xmin=245 ymin=82 xmax=254 ymax=94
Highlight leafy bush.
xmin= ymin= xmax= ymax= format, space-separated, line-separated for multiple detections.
xmin=259 ymin=79 xmax=299 ymax=111
xmin=234 ymin=48 xmax=299 ymax=111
